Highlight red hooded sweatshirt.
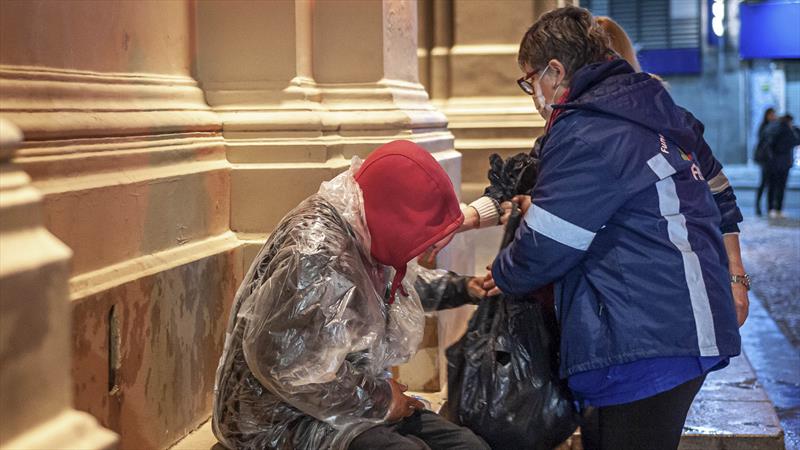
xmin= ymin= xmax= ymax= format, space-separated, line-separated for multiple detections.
xmin=355 ymin=140 xmax=464 ymax=302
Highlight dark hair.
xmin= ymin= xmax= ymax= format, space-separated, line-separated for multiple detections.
xmin=517 ymin=6 xmax=611 ymax=80
xmin=781 ymin=114 xmax=794 ymax=123
xmin=759 ymin=107 xmax=776 ymax=134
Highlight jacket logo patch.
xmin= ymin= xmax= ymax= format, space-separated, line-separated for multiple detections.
xmin=691 ymin=162 xmax=705 ymax=181
xmin=659 ymin=134 xmax=669 ymax=154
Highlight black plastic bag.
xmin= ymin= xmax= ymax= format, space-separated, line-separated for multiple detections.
xmin=444 ymin=206 xmax=579 ymax=450
xmin=483 ymin=152 xmax=539 ymax=202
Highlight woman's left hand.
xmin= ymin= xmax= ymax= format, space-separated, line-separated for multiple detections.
xmin=481 ymin=264 xmax=503 ymax=296
xmin=731 ymin=283 xmax=749 ymax=327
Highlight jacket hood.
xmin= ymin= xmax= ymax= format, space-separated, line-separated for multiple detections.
xmin=355 ymin=140 xmax=464 ymax=302
xmin=556 ymin=59 xmax=702 ymax=153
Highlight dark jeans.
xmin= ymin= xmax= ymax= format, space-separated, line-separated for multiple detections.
xmin=755 ymin=165 xmax=768 ymax=213
xmin=767 ymin=167 xmax=791 ymax=212
xmin=580 ymin=375 xmax=706 ymax=450
xmin=348 ymin=410 xmax=489 ymax=450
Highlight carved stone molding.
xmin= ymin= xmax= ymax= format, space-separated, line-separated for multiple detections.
xmin=0 ymin=66 xmax=219 ymax=140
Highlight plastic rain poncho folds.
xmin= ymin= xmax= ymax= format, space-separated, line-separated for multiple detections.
xmin=212 ymin=158 xmax=478 ymax=450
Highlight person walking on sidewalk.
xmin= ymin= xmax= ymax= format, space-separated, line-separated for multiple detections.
xmin=484 ymin=6 xmax=749 ymax=450
xmin=754 ymin=107 xmax=777 ymax=216
xmin=765 ymin=114 xmax=800 ymax=218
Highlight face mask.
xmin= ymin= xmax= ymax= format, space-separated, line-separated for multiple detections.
xmin=532 ymin=66 xmax=562 ymax=120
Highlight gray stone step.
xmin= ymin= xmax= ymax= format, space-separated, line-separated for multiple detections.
xmin=680 ymin=353 xmax=785 ymax=450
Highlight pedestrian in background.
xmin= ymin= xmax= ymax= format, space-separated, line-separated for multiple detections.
xmin=754 ymin=107 xmax=777 ymax=216
xmin=765 ymin=114 xmax=800 ymax=218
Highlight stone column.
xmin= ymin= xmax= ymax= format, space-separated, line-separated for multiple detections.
xmin=419 ymin=0 xmax=563 ymax=202
xmin=196 ymin=0 xmax=325 ymax=261
xmin=0 ymin=2 xmax=240 ymax=449
xmin=195 ymin=0 xmax=470 ymax=393
xmin=315 ymin=0 xmax=472 ymax=393
xmin=196 ymin=0 xmax=462 ymax=241
xmin=0 ymin=119 xmax=118 ymax=450
xmin=418 ymin=0 xmax=454 ymax=101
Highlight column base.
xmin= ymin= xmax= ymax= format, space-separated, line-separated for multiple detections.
xmin=2 ymin=410 xmax=118 ymax=450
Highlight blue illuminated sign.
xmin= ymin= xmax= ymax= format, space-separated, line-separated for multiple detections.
xmin=739 ymin=1 xmax=800 ymax=59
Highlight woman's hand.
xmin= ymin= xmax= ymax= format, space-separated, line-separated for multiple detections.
xmin=481 ymin=264 xmax=503 ymax=296
xmin=731 ymin=283 xmax=749 ymax=327
xmin=499 ymin=195 xmax=532 ymax=225
xmin=513 ymin=195 xmax=532 ymax=215
xmin=723 ymin=234 xmax=749 ymax=327
xmin=499 ymin=201 xmax=514 ymax=225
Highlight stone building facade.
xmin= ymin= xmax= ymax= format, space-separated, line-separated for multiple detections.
xmin=0 ymin=1 xmax=564 ymax=449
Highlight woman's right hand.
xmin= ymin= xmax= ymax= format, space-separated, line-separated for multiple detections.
xmin=482 ymin=264 xmax=503 ymax=296
xmin=513 ymin=195 xmax=532 ymax=215
xmin=499 ymin=195 xmax=532 ymax=224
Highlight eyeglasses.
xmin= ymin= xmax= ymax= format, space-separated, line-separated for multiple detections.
xmin=517 ymin=70 xmax=537 ymax=95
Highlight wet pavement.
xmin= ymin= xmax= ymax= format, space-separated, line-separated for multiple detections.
xmin=740 ymin=208 xmax=800 ymax=450
xmin=741 ymin=293 xmax=800 ymax=450
xmin=738 ymin=209 xmax=800 ymax=450
xmin=739 ymin=213 xmax=800 ymax=348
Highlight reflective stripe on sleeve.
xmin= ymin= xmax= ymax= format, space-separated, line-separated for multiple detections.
xmin=524 ymin=204 xmax=596 ymax=251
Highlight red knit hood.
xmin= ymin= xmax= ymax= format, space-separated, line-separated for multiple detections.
xmin=355 ymin=140 xmax=464 ymax=302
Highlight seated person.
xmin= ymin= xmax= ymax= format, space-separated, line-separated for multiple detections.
xmin=212 ymin=140 xmax=490 ymax=450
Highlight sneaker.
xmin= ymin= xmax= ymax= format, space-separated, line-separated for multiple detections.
xmin=769 ymin=210 xmax=779 ymax=218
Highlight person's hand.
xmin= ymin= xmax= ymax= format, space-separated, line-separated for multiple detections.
xmin=467 ymin=276 xmax=489 ymax=299
xmin=417 ymin=248 xmax=436 ymax=269
xmin=481 ymin=264 xmax=502 ymax=296
xmin=416 ymin=230 xmax=457 ymax=269
xmin=386 ymin=379 xmax=425 ymax=422
xmin=512 ymin=195 xmax=532 ymax=215
xmin=500 ymin=195 xmax=532 ymax=224
xmin=731 ymin=283 xmax=749 ymax=327
xmin=499 ymin=201 xmax=514 ymax=225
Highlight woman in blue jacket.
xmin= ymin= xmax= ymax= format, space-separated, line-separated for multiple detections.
xmin=485 ymin=7 xmax=749 ymax=450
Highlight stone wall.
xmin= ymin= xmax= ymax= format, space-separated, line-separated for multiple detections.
xmin=0 ymin=1 xmax=473 ymax=448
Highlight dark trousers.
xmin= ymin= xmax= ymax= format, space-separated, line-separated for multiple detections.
xmin=755 ymin=165 xmax=769 ymax=213
xmin=580 ymin=375 xmax=706 ymax=450
xmin=767 ymin=167 xmax=791 ymax=212
xmin=348 ymin=410 xmax=490 ymax=450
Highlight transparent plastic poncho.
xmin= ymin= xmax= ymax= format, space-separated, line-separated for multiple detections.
xmin=212 ymin=158 xmax=476 ymax=450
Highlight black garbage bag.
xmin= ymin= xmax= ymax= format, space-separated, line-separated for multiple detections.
xmin=483 ymin=153 xmax=539 ymax=202
xmin=444 ymin=206 xmax=579 ymax=450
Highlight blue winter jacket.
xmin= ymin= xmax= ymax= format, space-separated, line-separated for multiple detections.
xmin=492 ymin=60 xmax=742 ymax=378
